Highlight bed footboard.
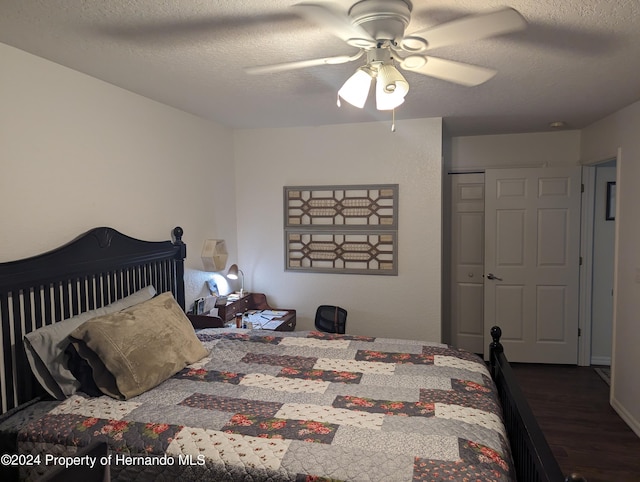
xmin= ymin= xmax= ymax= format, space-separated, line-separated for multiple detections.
xmin=489 ymin=326 xmax=586 ymax=482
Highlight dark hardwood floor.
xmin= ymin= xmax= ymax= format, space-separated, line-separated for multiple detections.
xmin=511 ymin=364 xmax=640 ymax=482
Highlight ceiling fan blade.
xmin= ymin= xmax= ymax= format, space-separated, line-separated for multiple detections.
xmin=401 ymin=56 xmax=497 ymax=86
xmin=245 ymin=52 xmax=363 ymax=75
xmin=408 ymin=8 xmax=527 ymax=51
xmin=292 ymin=2 xmax=376 ymax=47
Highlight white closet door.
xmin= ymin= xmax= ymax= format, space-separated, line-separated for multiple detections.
xmin=451 ymin=173 xmax=485 ymax=354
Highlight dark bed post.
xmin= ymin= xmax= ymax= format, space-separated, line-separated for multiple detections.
xmin=489 ymin=326 xmax=503 ymax=380
xmin=172 ymin=227 xmax=187 ymax=311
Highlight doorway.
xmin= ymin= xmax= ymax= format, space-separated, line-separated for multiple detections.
xmin=587 ymin=160 xmax=617 ymax=365
xmin=448 ymin=162 xmax=618 ymax=366
xmin=450 ymin=167 xmax=583 ymax=363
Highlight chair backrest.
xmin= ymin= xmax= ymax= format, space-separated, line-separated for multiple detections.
xmin=315 ymin=305 xmax=347 ymax=334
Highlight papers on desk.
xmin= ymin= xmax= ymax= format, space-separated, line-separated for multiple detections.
xmin=246 ymin=310 xmax=288 ymax=330
xmin=261 ymin=310 xmax=288 ymax=317
xmin=260 ymin=319 xmax=284 ymax=330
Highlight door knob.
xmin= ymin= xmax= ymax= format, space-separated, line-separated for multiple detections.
xmin=486 ymin=273 xmax=503 ymax=281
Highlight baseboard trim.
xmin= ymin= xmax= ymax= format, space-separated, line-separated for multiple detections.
xmin=611 ymin=396 xmax=640 ymax=439
xmin=590 ymin=355 xmax=611 ymax=366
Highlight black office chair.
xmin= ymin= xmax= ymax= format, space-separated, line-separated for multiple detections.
xmin=315 ymin=305 xmax=347 ymax=334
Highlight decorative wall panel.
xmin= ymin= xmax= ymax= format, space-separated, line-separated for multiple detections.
xmin=284 ymin=185 xmax=398 ymax=275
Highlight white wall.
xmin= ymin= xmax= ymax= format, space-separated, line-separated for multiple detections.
xmin=450 ymin=130 xmax=582 ymax=171
xmin=0 ymin=43 xmax=237 ymax=307
xmin=233 ymin=119 xmax=443 ymax=341
xmin=581 ymin=99 xmax=640 ymax=437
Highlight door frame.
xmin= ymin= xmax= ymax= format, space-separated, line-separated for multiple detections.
xmin=449 ymin=172 xmax=486 ymax=354
xmin=578 ymin=166 xmax=595 ymax=366
xmin=578 ymin=154 xmax=619 ymax=366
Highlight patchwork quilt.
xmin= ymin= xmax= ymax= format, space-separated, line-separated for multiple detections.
xmin=16 ymin=330 xmax=514 ymax=481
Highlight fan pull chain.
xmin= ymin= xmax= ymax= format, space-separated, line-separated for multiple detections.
xmin=391 ymin=108 xmax=396 ymax=132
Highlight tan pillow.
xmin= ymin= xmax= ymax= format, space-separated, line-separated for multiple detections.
xmin=69 ymin=292 xmax=208 ymax=399
xmin=23 ymin=285 xmax=157 ymax=400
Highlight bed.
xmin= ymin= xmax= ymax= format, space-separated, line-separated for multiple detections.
xmin=0 ymin=227 xmax=581 ymax=481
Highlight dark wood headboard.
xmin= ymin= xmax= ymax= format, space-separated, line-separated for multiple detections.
xmin=0 ymin=227 xmax=186 ymax=414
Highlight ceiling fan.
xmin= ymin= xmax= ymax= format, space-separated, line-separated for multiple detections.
xmin=245 ymin=0 xmax=527 ymax=111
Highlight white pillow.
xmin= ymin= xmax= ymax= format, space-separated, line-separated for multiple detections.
xmin=23 ymin=285 xmax=156 ymax=400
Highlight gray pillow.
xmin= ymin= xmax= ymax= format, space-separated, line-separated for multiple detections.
xmin=23 ymin=285 xmax=156 ymax=400
xmin=69 ymin=292 xmax=208 ymax=400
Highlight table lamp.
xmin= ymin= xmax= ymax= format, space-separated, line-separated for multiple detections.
xmin=226 ymin=264 xmax=244 ymax=297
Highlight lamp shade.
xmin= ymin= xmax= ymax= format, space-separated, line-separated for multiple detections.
xmin=375 ymin=63 xmax=409 ymax=110
xmin=338 ymin=68 xmax=373 ymax=108
xmin=226 ymin=264 xmax=244 ymax=296
xmin=226 ymin=264 xmax=240 ymax=279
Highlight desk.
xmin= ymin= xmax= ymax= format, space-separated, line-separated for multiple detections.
xmin=248 ymin=310 xmax=296 ymax=331
xmin=188 ymin=293 xmax=296 ymax=331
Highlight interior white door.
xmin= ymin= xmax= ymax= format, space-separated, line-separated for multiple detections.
xmin=451 ymin=173 xmax=485 ymax=354
xmin=484 ymin=167 xmax=582 ymax=363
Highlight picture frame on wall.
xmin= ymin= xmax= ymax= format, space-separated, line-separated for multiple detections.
xmin=283 ymin=184 xmax=399 ymax=275
xmin=606 ymin=181 xmax=616 ymax=221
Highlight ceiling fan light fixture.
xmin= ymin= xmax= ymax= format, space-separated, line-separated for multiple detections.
xmin=377 ymin=63 xmax=409 ymax=95
xmin=246 ymin=2 xmax=528 ymax=114
xmin=376 ymin=87 xmax=405 ymax=110
xmin=338 ymin=67 xmax=373 ymax=108
xmin=375 ymin=63 xmax=408 ymax=110
xmin=376 ymin=81 xmax=406 ymax=110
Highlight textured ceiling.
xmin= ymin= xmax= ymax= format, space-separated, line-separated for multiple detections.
xmin=1 ymin=0 xmax=639 ymax=136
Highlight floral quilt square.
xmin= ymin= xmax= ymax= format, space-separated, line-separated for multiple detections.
xmin=18 ymin=413 xmax=181 ymax=454
xmin=179 ymin=393 xmax=282 ymax=418
xmin=222 ymin=414 xmax=337 ymax=444
xmin=278 ymin=367 xmax=362 ymax=384
xmin=241 ymin=352 xmax=318 ymax=370
xmin=173 ymin=367 xmax=243 ymax=384
xmin=413 ymin=438 xmax=511 ymax=482
xmin=333 ymin=395 xmax=435 ymax=417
